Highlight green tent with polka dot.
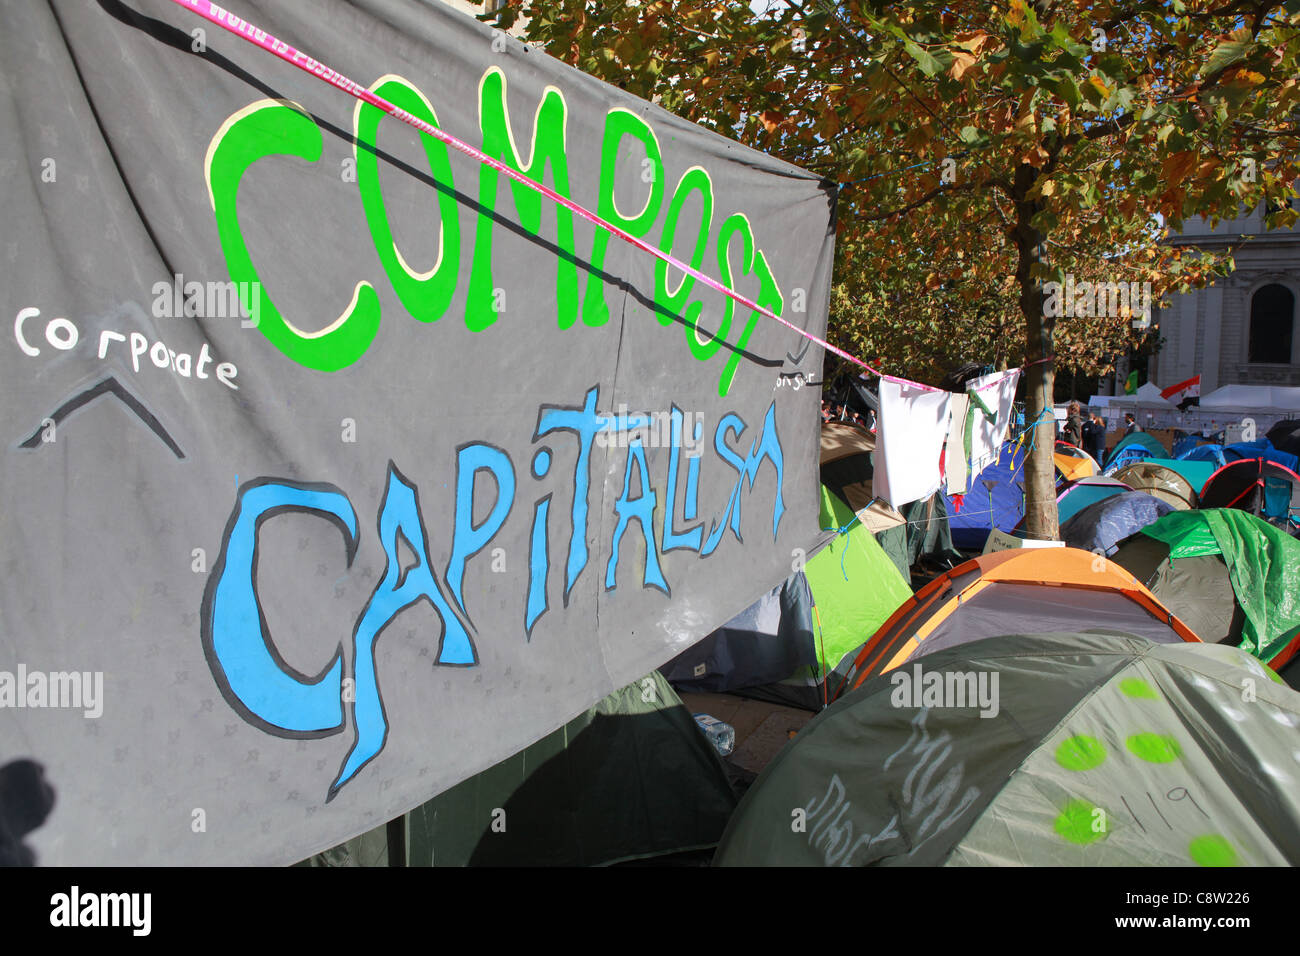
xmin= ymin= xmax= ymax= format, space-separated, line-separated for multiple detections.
xmin=715 ymin=632 xmax=1300 ymax=866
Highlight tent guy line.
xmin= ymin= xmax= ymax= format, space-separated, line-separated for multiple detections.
xmin=167 ymin=0 xmax=881 ymax=379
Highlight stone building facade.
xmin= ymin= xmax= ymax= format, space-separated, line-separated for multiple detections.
xmin=1148 ymin=201 xmax=1300 ymax=393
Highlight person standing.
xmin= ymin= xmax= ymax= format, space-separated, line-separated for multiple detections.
xmin=1082 ymin=412 xmax=1107 ymax=463
xmin=1063 ymin=401 xmax=1084 ymax=448
xmin=1124 ymin=412 xmax=1143 ymax=435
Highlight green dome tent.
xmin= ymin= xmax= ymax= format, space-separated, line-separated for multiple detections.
xmin=1111 ymin=509 xmax=1300 ymax=669
xmin=715 ymin=632 xmax=1300 ymax=866
xmin=793 ymin=487 xmax=915 ymax=706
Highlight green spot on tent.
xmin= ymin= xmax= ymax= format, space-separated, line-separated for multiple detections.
xmin=1189 ymin=834 xmax=1238 ymax=867
xmin=1119 ymin=677 xmax=1158 ymax=699
xmin=1126 ymin=732 xmax=1182 ymax=763
xmin=1056 ymin=735 xmax=1106 ymax=771
xmin=1054 ymin=799 xmax=1107 ymax=845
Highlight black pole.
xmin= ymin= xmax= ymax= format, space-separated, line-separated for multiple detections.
xmin=386 ymin=816 xmax=406 ymax=867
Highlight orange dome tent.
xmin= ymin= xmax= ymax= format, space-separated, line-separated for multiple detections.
xmin=831 ymin=547 xmax=1201 ymax=701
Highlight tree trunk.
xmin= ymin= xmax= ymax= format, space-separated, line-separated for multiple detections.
xmin=1012 ymin=165 xmax=1059 ymax=541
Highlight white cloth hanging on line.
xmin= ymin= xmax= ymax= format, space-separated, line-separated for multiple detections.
xmin=874 ymin=376 xmax=952 ymax=509
xmin=966 ymin=369 xmax=1021 ymax=476
xmin=944 ymin=393 xmax=972 ymax=495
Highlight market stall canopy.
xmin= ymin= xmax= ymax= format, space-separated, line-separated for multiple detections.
xmin=1200 ymin=385 xmax=1300 ymax=413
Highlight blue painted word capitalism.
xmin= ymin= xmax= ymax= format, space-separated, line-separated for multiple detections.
xmin=201 ymin=386 xmax=785 ymax=799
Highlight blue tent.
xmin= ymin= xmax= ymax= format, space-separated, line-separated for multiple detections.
xmin=1225 ymin=440 xmax=1300 ymax=474
xmin=1060 ymin=491 xmax=1175 ymax=556
xmin=946 ymin=442 xmax=1028 ymax=550
xmin=1178 ymin=444 xmax=1229 ymax=468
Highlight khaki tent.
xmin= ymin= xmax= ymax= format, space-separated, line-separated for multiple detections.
xmin=1114 ymin=461 xmax=1199 ymax=510
xmin=716 ymin=633 xmax=1300 ymax=866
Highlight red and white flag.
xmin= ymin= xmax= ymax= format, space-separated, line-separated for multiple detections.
xmin=1160 ymin=374 xmax=1201 ymax=402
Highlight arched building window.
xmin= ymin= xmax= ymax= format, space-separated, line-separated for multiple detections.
xmin=1249 ymin=283 xmax=1295 ymax=363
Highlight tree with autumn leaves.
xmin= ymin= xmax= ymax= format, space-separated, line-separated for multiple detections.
xmin=500 ymin=0 xmax=1300 ymax=538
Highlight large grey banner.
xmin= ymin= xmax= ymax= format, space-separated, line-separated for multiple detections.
xmin=0 ymin=0 xmax=834 ymax=864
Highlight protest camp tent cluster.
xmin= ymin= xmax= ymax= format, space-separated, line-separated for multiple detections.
xmin=716 ymin=633 xmax=1300 ymax=866
xmin=830 ymin=548 xmax=1199 ymax=698
xmin=952 ymin=440 xmax=1142 ymax=549
xmin=666 ymin=479 xmax=913 ymax=711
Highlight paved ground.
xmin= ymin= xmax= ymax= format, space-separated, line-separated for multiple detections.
xmin=679 ymin=692 xmax=816 ymax=776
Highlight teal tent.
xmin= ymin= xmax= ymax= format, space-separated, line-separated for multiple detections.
xmin=1142 ymin=457 xmax=1218 ymax=495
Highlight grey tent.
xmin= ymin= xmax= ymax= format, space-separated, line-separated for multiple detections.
xmin=660 ymin=573 xmax=817 ymax=694
xmin=1060 ymin=491 xmax=1174 ymax=556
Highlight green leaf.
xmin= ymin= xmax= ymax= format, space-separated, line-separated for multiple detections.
xmin=1204 ymin=38 xmax=1252 ymax=76
xmin=1053 ymin=75 xmax=1081 ymax=109
xmin=903 ymin=38 xmax=947 ymax=77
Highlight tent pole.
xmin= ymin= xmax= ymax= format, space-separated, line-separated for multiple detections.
xmin=386 ymin=816 xmax=407 ymax=867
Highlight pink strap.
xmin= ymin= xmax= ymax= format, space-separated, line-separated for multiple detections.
xmin=169 ymin=0 xmax=881 ymax=378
